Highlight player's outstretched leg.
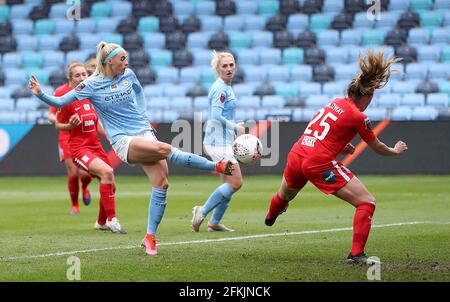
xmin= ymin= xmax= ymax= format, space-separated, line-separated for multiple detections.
xmin=265 ymin=193 xmax=289 ymax=226
xmin=167 ymin=148 xmax=234 ymax=175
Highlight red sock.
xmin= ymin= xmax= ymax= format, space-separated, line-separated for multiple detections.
xmin=267 ymin=193 xmax=289 ymax=219
xmin=99 ymin=183 xmax=116 ymax=221
xmin=80 ymin=175 xmax=92 ymax=192
xmin=351 ymin=202 xmax=375 ymax=256
xmin=97 ymin=203 xmax=107 ymax=225
xmin=68 ymin=175 xmax=79 ymax=207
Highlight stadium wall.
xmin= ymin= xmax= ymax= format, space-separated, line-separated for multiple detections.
xmin=0 ymin=121 xmax=449 ymax=176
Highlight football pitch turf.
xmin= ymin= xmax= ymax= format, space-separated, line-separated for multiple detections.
xmin=0 ymin=175 xmax=449 ymax=282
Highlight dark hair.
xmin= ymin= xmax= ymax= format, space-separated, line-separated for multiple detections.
xmin=347 ymin=49 xmax=401 ymax=100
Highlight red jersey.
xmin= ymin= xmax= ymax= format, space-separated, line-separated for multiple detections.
xmin=51 ymin=83 xmax=72 ymax=143
xmin=292 ymin=98 xmax=376 ymax=161
xmin=56 ymin=97 xmax=103 ymax=155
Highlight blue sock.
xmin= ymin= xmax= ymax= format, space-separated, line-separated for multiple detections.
xmin=210 ymin=199 xmax=230 ymax=225
xmin=147 ymin=187 xmax=167 ymax=235
xmin=167 ymin=148 xmax=215 ymax=171
xmin=202 ymin=183 xmax=235 ymax=217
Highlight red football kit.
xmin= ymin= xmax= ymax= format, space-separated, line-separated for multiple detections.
xmin=56 ymin=99 xmax=110 ymax=173
xmin=284 ymin=98 xmax=376 ymax=194
xmin=51 ymin=83 xmax=72 ymax=161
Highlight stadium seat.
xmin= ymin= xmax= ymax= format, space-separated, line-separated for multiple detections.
xmin=251 ymin=31 xmax=273 ymax=49
xmin=75 ymin=18 xmax=96 ymax=34
xmin=170 ymin=97 xmax=192 ymax=110
xmin=410 ymin=0 xmax=433 ymax=12
xmin=150 ymin=49 xmax=173 ymax=70
xmin=290 ymin=65 xmax=313 ymax=82
xmin=431 ymin=27 xmax=450 ymax=45
xmin=49 ymin=3 xmax=68 ymax=19
xmin=287 ymin=13 xmax=309 ymax=36
xmin=200 ymin=15 xmax=223 ymax=32
xmin=186 ymin=84 xmax=208 ymax=98
xmin=156 ymin=67 xmax=179 ymax=84
xmin=333 ymin=63 xmax=358 ymax=81
xmin=34 ymin=19 xmax=55 ymax=36
xmin=162 ymin=110 xmax=180 ymax=122
xmin=384 ymin=28 xmax=408 ymax=47
xmin=442 ymin=46 xmax=450 ymax=63
xmin=411 ymin=106 xmax=438 ymax=120
xmin=238 ymin=96 xmax=261 ymax=109
xmin=111 ymin=1 xmax=132 ymax=18
xmin=193 ymin=96 xmax=209 ymax=110
xmin=53 ymin=18 xmax=75 ymax=35
xmin=392 ymin=81 xmax=418 ymax=95
xmin=261 ymin=95 xmax=286 ymax=108
xmin=224 ymin=15 xmax=245 ymax=32
xmin=340 ymin=29 xmax=363 ymax=46
xmin=310 ymin=13 xmax=333 ymax=33
xmin=391 ymin=106 xmax=412 ymax=120
xmin=304 ymin=47 xmax=325 ymax=65
xmin=90 ymin=2 xmax=112 ymax=19
xmin=259 ymin=48 xmax=282 ymax=65
xmin=258 ymin=0 xmax=280 ymax=18
xmin=245 ymin=15 xmax=266 ymax=32
xmin=295 ymin=29 xmax=317 ymax=48
xmin=376 ymin=11 xmax=402 ymax=28
xmin=282 ymin=47 xmax=304 ymax=66
xmin=362 ymin=29 xmax=385 ymax=46
xmin=274 ymin=82 xmax=299 ymax=98
xmin=22 ymin=51 xmax=43 ymax=69
xmin=144 ymin=84 xmax=164 ymax=98
xmin=147 ymin=97 xmax=170 ymax=110
xmin=439 ymin=81 xmax=450 ymax=96
xmin=9 ymin=4 xmax=33 ymax=20
xmin=317 ymin=29 xmax=340 ymax=46
xmin=302 ymin=0 xmax=323 ymax=15
xmin=179 ymin=66 xmax=201 ymax=84
xmin=299 ymin=83 xmax=321 ymax=98
xmin=323 ymin=81 xmax=346 ymax=96
xmin=398 ymin=10 xmax=420 ymax=30
xmin=417 ymin=46 xmax=441 ymax=62
xmin=229 ymin=31 xmax=252 ymax=52
xmin=200 ymin=67 xmax=215 ymax=87
xmin=365 ymin=108 xmax=387 ymax=121
xmin=325 ymin=47 xmax=348 ymax=64
xmin=401 ymin=93 xmax=425 ymax=107
xmin=405 ymin=63 xmax=428 ymax=80
xmin=254 ymin=82 xmax=276 ymax=96
xmin=428 ymin=63 xmax=450 ymax=81
xmin=234 ymin=83 xmax=256 ymax=97
xmin=313 ymin=65 xmax=335 ymax=83
xmin=207 ymin=31 xmax=229 ymax=50
xmin=15 ymin=34 xmax=38 ymax=52
xmin=196 ymin=1 xmax=216 ymax=16
xmin=389 ymin=0 xmax=410 ymax=12
xmin=11 ymin=19 xmax=33 ymax=35
xmin=377 ymin=94 xmax=401 ymax=108
xmin=65 ymin=50 xmax=91 ymax=65
xmin=395 ymin=45 xmax=418 ymax=63
xmin=426 ymin=93 xmax=449 ymax=108
xmin=16 ymin=97 xmax=40 ymax=111
xmin=39 ymin=34 xmax=63 ymax=51
xmin=0 ymin=98 xmax=15 ymax=111
xmin=323 ymin=0 xmax=344 ymax=13
xmin=331 ymin=12 xmax=353 ymax=31
xmin=408 ymin=28 xmax=430 ymax=46
xmin=0 ymin=5 xmax=9 ymax=22
xmin=416 ymin=80 xmax=440 ymax=94
xmin=244 ymin=66 xmax=267 ymax=83
xmin=305 ymin=94 xmax=329 ymax=109
xmin=419 ymin=10 xmax=444 ymax=29
xmin=354 ymin=12 xmax=374 ymax=28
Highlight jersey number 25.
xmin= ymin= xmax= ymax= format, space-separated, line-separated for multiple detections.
xmin=304 ymin=108 xmax=338 ymax=141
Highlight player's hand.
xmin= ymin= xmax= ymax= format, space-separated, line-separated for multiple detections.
xmin=68 ymin=113 xmax=81 ymax=129
xmin=341 ymin=143 xmax=355 ymax=155
xmin=28 ymin=75 xmax=42 ymax=95
xmin=393 ymin=140 xmax=408 ymax=154
xmin=236 ymin=122 xmax=245 ymax=136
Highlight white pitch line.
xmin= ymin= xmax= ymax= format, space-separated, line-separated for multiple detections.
xmin=2 ymin=221 xmax=448 ymax=261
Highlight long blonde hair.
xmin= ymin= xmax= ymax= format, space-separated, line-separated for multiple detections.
xmin=93 ymin=41 xmax=122 ymax=76
xmin=347 ymin=49 xmax=401 ymax=100
xmin=210 ymin=50 xmax=235 ymax=77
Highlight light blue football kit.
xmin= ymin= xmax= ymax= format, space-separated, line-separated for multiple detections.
xmin=202 ymin=78 xmax=238 ymax=226
xmin=35 ymin=68 xmax=221 ymax=236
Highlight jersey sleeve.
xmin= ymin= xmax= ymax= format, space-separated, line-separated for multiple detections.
xmin=356 ymin=113 xmax=376 ymax=143
xmin=72 ymin=79 xmax=94 ymax=101
xmin=210 ymin=87 xmax=226 ymax=110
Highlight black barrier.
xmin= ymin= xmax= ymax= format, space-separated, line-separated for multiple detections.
xmin=0 ymin=121 xmax=449 ymax=176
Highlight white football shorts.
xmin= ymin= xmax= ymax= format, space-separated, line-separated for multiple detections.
xmin=204 ymin=144 xmax=237 ymax=164
xmin=112 ymin=129 xmax=157 ymax=165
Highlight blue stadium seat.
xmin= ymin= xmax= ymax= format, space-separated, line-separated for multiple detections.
xmin=287 ymin=14 xmax=309 ymax=36
xmin=187 ymin=32 xmax=209 ymax=50
xmin=9 ymin=4 xmax=33 ymax=20
xmin=16 ymin=97 xmax=39 ymax=111
xmin=362 ymin=29 xmax=385 ymax=46
xmin=96 ymin=17 xmax=120 ymax=33
xmin=0 ymin=5 xmax=9 ymax=22
xmin=39 ymin=34 xmax=64 ymax=51
xmin=251 ymin=31 xmax=273 ymax=49
xmin=42 ymin=50 xmax=65 ymax=68
xmin=259 ymin=48 xmax=281 ymax=65
xmin=224 ymin=15 xmax=245 ymax=31
xmin=233 ymin=83 xmax=256 ymax=97
xmin=419 ymin=10 xmax=444 ymax=29
xmin=79 ymin=33 xmax=102 ymax=50
xmin=0 ymin=87 xmax=14 ymax=99
xmin=428 ymin=63 xmax=450 ymax=81
xmin=156 ymin=67 xmax=179 ymax=84
xmin=377 ymin=94 xmax=401 ymax=108
xmin=405 ymin=63 xmax=428 ymax=80
xmin=193 ymin=49 xmax=212 ymax=66
xmin=411 ymin=0 xmax=433 ymax=12
xmin=258 ymin=0 xmax=279 ymax=18
xmin=310 ymin=13 xmax=333 ymax=33
xmin=391 ymin=80 xmax=418 ymax=95
xmin=179 ymin=66 xmax=201 ymax=84
xmin=431 ymin=27 xmax=450 ymax=45
xmin=4 ymin=68 xmax=26 ymax=86
xmin=389 ymin=0 xmax=410 ymax=12
xmin=376 ymin=11 xmax=402 ymax=28
xmin=426 ymin=93 xmax=449 ymax=108
xmin=111 ymin=1 xmax=132 ymax=18
xmin=323 ymin=81 xmax=346 ymax=96
xmin=0 ymin=111 xmax=24 ymax=123
xmin=401 ymin=93 xmax=425 ymax=107
xmin=91 ymin=2 xmax=112 ymax=19
xmin=162 ymin=110 xmax=180 ymax=122
xmin=340 ymin=29 xmax=363 ymax=46
xmin=49 ymin=3 xmax=67 ymax=19
xmin=2 ymin=53 xmax=22 ymax=68
xmin=146 ymin=110 xmax=163 ymax=123
xmin=325 ymin=47 xmax=348 ymax=64
xmin=229 ymin=31 xmax=252 ymax=51
xmin=170 ymin=97 xmax=192 ymax=110
xmin=236 ymin=0 xmax=258 ymax=15
xmin=34 ymin=19 xmax=55 ymax=36
xmin=53 ymin=18 xmax=75 ymax=35
xmin=244 ymin=15 xmax=266 ymax=31
xmin=323 ymin=0 xmax=344 ymax=13
xmin=238 ymin=96 xmax=261 ymax=109
xmin=173 ymin=0 xmax=194 ymax=18
xmin=0 ymin=98 xmax=15 ymax=111
xmin=244 ymin=66 xmax=267 ymax=83
xmin=196 ymin=1 xmax=216 ymax=16
xmin=365 ymin=108 xmax=387 ymax=121
xmin=11 ymin=19 xmax=33 ymax=35
xmin=435 ymin=0 xmax=450 ymax=9
xmin=22 ymin=51 xmax=43 ymax=69
xmin=200 ymin=67 xmax=215 ymax=87
xmin=193 ymin=96 xmax=209 ymax=110
xmin=238 ymin=48 xmax=259 ymax=65
xmin=147 ymin=97 xmax=170 ymax=110
xmin=290 ymin=65 xmax=313 ymax=82
xmin=200 ymin=16 xmax=223 ymax=32
xmin=144 ymin=85 xmax=164 ymax=98
xmin=16 ymin=34 xmax=38 ymax=51
xmin=333 ymin=63 xmax=358 ymax=81
xmin=305 ymin=94 xmax=329 ymax=109
xmin=282 ymin=47 xmax=304 ymax=66
xmin=76 ymin=18 xmax=97 ymax=34
xmin=317 ymin=29 xmax=340 ymax=46
xmin=417 ymin=45 xmax=441 ymax=62
xmin=299 ymin=83 xmax=321 ymax=98
xmin=411 ymin=106 xmax=438 ymax=120
xmin=65 ymin=50 xmax=91 ymax=64
xmin=391 ymin=106 xmax=412 ymax=120
xmin=143 ymin=32 xmax=165 ymax=50
xmin=235 ymin=109 xmax=256 ymax=121
xmin=292 ymin=108 xmax=304 ymax=122
xmin=102 ymin=32 xmax=123 ymax=45
xmin=442 ymin=46 xmax=450 ymax=63
xmin=261 ymin=95 xmax=285 ymax=108
xmin=439 ymin=81 xmax=450 ymax=96
xmin=150 ymin=49 xmax=173 ymax=69
xmin=408 ymin=28 xmax=430 ymax=46
xmin=274 ymin=82 xmax=299 ymax=99
xmin=354 ymin=12 xmax=375 ymax=28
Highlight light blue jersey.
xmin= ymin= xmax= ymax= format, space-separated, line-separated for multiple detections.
xmin=37 ymin=68 xmax=151 ymax=145
xmin=203 ymin=78 xmax=237 ymax=146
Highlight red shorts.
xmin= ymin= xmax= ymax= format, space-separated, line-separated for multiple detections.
xmin=72 ymin=147 xmax=111 ymax=174
xmin=57 ymin=139 xmax=72 ymax=161
xmin=283 ymin=151 xmax=354 ymax=194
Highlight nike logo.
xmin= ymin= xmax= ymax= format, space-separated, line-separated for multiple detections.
xmin=75 ymin=107 xmax=81 ymax=111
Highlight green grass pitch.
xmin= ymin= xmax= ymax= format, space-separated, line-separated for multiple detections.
xmin=0 ymin=175 xmax=449 ymax=282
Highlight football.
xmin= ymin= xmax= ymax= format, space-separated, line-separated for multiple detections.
xmin=232 ymin=134 xmax=263 ymax=165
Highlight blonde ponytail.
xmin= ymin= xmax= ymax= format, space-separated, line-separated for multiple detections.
xmin=347 ymin=49 xmax=402 ymax=100
xmin=92 ymin=41 xmax=122 ymax=77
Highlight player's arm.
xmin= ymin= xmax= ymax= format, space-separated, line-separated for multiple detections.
xmin=367 ymin=138 xmax=408 ymax=156
xmin=56 ymin=113 xmax=81 ymax=131
xmin=29 ymin=75 xmax=82 ymax=107
xmin=47 ymin=110 xmax=57 ymax=124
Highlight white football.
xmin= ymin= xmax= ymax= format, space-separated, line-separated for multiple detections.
xmin=232 ymin=134 xmax=263 ymax=165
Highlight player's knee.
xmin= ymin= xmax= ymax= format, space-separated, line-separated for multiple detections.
xmin=154 ymin=177 xmax=169 ymax=189
xmin=230 ymin=180 xmax=243 ymax=191
xmin=158 ymin=142 xmax=172 ymax=157
xmin=99 ymin=167 xmax=114 ymax=182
